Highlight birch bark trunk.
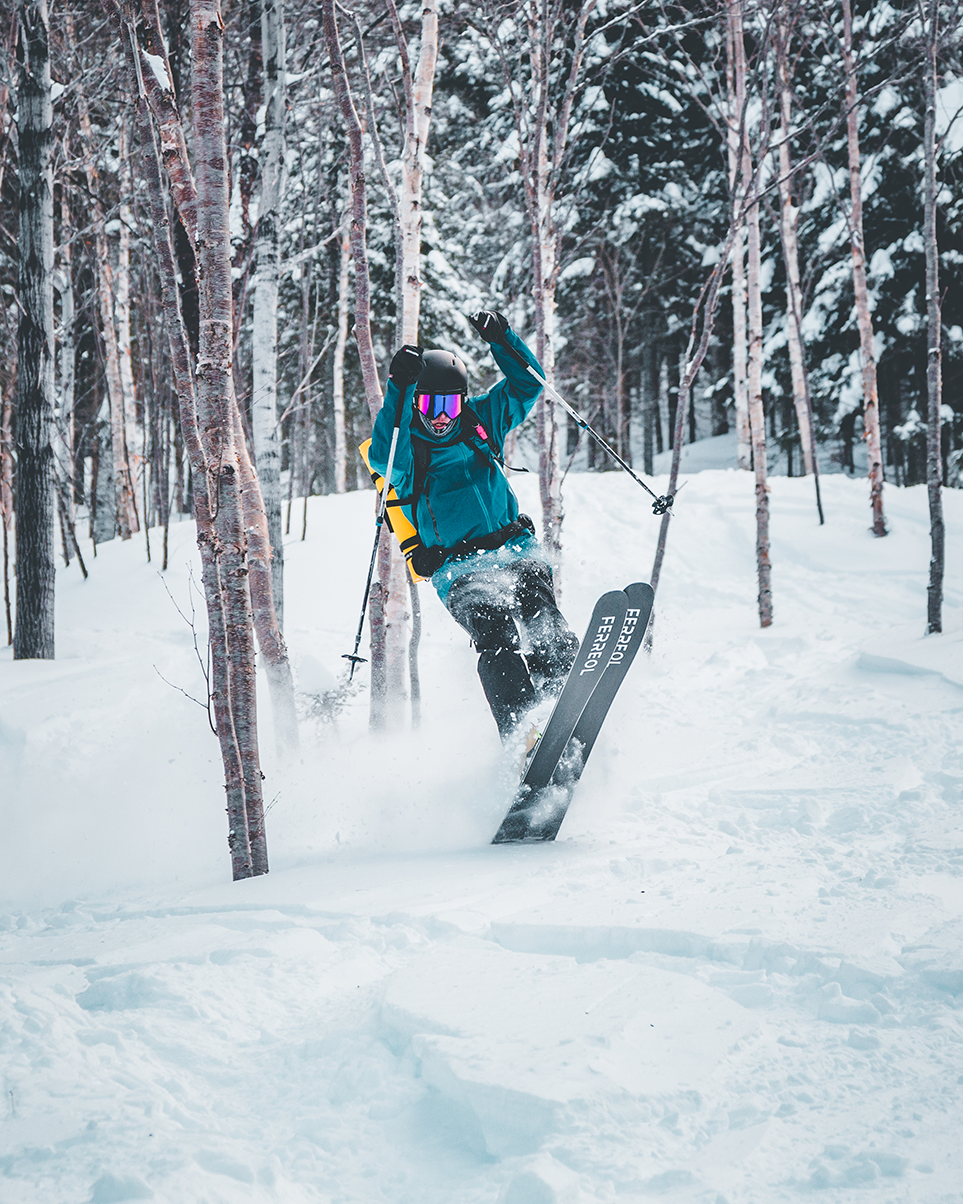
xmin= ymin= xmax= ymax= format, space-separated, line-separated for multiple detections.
xmin=725 ymin=4 xmax=751 ymax=471
xmin=746 ymin=190 xmax=772 ymax=627
xmin=137 ymin=0 xmax=197 ymax=252
xmin=923 ymin=0 xmax=943 ymax=632
xmin=394 ymin=0 xmax=437 ymax=345
xmin=14 ymin=0 xmax=56 ymax=660
xmin=774 ymin=13 xmax=814 ymax=477
xmin=115 ymin=0 xmax=298 ymax=757
xmin=385 ymin=0 xmax=439 ymax=730
xmin=774 ymin=9 xmax=822 ymax=525
xmin=251 ymin=0 xmax=286 ymax=624
xmin=53 ymin=188 xmax=75 ymax=514
xmin=191 ymin=0 xmax=268 ymax=876
xmin=116 ymin=117 xmax=141 ymax=520
xmin=2 ymin=390 xmax=13 ymax=646
xmin=498 ymin=0 xmax=594 ymax=574
xmin=322 ymin=0 xmax=394 ymax=732
xmin=532 ymin=40 xmax=562 ymax=568
xmin=732 ymin=0 xmax=772 ymax=626
xmin=331 ymin=220 xmax=349 ymax=494
xmin=73 ymin=50 xmax=138 ymax=540
xmin=321 ymin=0 xmax=381 ymax=413
xmin=841 ymin=0 xmax=886 ymax=536
xmin=117 ymin=7 xmax=252 ymax=878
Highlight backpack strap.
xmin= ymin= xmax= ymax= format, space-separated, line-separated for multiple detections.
xmin=398 ymin=406 xmax=527 ymax=510
xmin=462 ymin=403 xmax=528 ymax=474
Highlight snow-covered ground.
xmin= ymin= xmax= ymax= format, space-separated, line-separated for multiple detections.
xmin=2 ymin=468 xmax=963 ymax=1204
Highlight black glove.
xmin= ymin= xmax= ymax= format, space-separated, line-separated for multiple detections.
xmin=468 ymin=310 xmax=510 ymax=344
xmin=388 ymin=344 xmax=424 ymax=386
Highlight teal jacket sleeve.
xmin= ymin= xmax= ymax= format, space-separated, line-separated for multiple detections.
xmin=469 ymin=327 xmax=544 ymax=447
xmin=369 ymin=379 xmax=416 ymax=495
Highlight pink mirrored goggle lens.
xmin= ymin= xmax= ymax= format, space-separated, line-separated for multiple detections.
xmin=416 ymin=393 xmax=463 ymax=420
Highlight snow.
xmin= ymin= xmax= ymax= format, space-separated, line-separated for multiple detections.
xmin=140 ymin=50 xmax=172 ymax=96
xmin=3 ymin=469 xmax=963 ymax=1202
xmin=936 ymin=77 xmax=963 ymax=155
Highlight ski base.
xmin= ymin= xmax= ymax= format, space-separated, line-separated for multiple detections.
xmin=491 ymin=582 xmax=654 ymax=845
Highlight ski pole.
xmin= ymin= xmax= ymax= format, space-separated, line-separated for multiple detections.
xmin=492 ymin=335 xmax=674 ymax=516
xmin=343 ymin=387 xmax=407 ymax=679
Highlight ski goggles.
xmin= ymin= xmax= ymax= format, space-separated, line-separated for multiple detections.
xmin=416 ymin=392 xmax=463 ymax=422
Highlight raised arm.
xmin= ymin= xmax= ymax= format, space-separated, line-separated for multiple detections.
xmin=467 ymin=311 xmax=544 ymax=444
xmin=368 ymin=345 xmax=424 ymax=492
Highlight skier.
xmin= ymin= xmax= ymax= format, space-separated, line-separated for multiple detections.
xmin=369 ymin=310 xmax=578 ymax=740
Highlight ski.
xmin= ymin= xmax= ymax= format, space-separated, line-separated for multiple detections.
xmin=492 ymin=589 xmax=632 ymax=844
xmin=491 ymin=582 xmax=653 ymax=844
xmin=563 ymin=581 xmax=654 ymax=777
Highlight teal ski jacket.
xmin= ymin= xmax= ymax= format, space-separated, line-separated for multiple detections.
xmin=369 ymin=327 xmax=545 ymax=590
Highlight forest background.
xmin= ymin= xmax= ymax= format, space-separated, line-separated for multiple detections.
xmin=1 ymin=0 xmax=961 ymax=876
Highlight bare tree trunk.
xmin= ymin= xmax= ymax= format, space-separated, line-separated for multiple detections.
xmin=116 ymin=5 xmax=251 ymax=877
xmin=923 ymin=0 xmax=943 ymax=632
xmin=113 ymin=0 xmax=298 ymax=762
xmin=54 ymin=186 xmax=76 ymax=505
xmin=841 ymin=0 xmax=886 ymax=536
xmin=232 ymin=402 xmax=300 ymax=755
xmin=732 ymin=0 xmax=771 ymax=626
xmin=331 ymin=219 xmax=349 ymax=494
xmin=1 ymin=390 xmax=13 ymax=645
xmin=746 ymin=189 xmax=772 ymax=627
xmin=322 ymin=0 xmax=392 ymax=731
xmin=640 ymin=334 xmax=656 ymax=476
xmin=392 ymin=0 xmax=437 ymax=345
xmin=191 ymin=0 xmax=268 ymax=877
xmin=385 ymin=0 xmax=439 ymax=729
xmin=774 ymin=11 xmax=814 ymax=478
xmin=14 ymin=0 xmax=56 ymax=660
xmin=251 ymin=0 xmax=286 ymax=624
xmin=725 ymin=4 xmax=751 ymax=471
xmin=116 ymin=116 xmax=141 ymax=527
xmin=497 ymin=0 xmax=595 ymax=572
xmin=72 ymin=44 xmax=138 ymax=541
xmin=533 ymin=100 xmax=563 ymax=569
xmin=53 ymin=282 xmax=76 ymax=565
xmin=322 ymin=0 xmax=381 ymax=415
xmin=136 ymin=0 xmax=198 ymax=252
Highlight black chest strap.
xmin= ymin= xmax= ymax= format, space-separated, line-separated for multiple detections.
xmin=400 ymin=405 xmax=517 ymax=509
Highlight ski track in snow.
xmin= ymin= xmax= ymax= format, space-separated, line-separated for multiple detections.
xmin=2 ymin=471 xmax=963 ymax=1204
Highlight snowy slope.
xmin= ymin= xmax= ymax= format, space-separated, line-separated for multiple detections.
xmin=2 ymin=470 xmax=963 ymax=1204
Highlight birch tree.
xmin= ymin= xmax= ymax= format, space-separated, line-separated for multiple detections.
xmin=322 ymin=0 xmax=402 ymax=731
xmin=482 ymin=0 xmax=598 ymax=568
xmin=841 ymin=0 xmax=886 ymax=536
xmin=251 ymin=0 xmax=286 ymax=624
xmin=120 ymin=0 xmax=299 ymax=758
xmin=730 ymin=0 xmax=772 ymax=625
xmin=922 ymin=0 xmax=943 ymax=631
xmin=725 ymin=3 xmax=751 ymax=471
xmin=71 ymin=53 xmax=139 ymax=542
xmin=773 ymin=5 xmax=818 ymax=484
xmin=383 ymin=0 xmax=439 ymax=728
xmin=331 ymin=219 xmax=349 ymax=495
xmin=14 ymin=0 xmax=56 ymax=660
xmin=388 ymin=0 xmax=438 ymax=346
xmin=191 ymin=0 xmax=269 ymax=876
xmin=115 ymin=117 xmax=140 ymax=520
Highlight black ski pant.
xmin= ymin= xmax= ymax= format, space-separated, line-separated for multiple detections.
xmin=445 ymin=558 xmax=578 ymax=739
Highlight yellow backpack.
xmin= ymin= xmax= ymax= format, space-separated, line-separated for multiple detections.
xmin=358 ymin=439 xmax=427 ymax=582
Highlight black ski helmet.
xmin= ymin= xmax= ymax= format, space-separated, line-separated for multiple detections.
xmin=417 ymin=349 xmax=468 ymax=394
xmin=413 ymin=349 xmax=468 ymax=436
